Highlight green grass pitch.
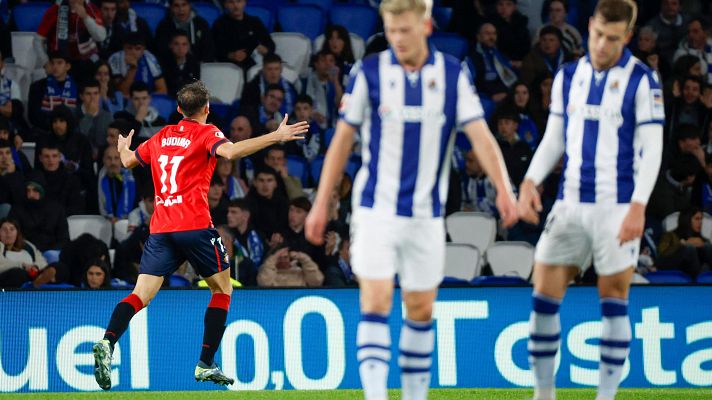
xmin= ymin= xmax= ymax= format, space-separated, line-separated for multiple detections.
xmin=1 ymin=389 xmax=710 ymax=399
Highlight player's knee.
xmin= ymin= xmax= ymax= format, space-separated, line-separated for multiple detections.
xmin=405 ymin=298 xmax=434 ymax=321
xmin=360 ymin=294 xmax=392 ymax=315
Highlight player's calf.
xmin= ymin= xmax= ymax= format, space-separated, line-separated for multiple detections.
xmin=597 ymin=298 xmax=631 ymax=400
xmin=528 ymin=292 xmax=562 ymax=400
xmin=357 ymin=313 xmax=391 ymax=400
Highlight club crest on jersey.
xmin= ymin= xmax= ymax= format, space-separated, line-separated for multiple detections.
xmin=428 ymin=79 xmax=437 ymax=91
xmin=161 ymin=137 xmax=191 ymax=148
xmin=155 ymin=195 xmax=183 ymax=207
xmin=215 ymin=131 xmax=225 ymax=138
xmin=609 ymin=80 xmax=619 ymax=93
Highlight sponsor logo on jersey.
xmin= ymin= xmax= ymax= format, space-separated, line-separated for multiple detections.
xmin=161 ymin=137 xmax=191 ymax=148
xmin=155 ymin=195 xmax=183 ymax=207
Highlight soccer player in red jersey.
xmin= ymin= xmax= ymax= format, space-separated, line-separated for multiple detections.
xmin=92 ymin=81 xmax=308 ymax=390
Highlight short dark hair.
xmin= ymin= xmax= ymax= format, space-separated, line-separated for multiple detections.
xmin=539 ymin=25 xmax=563 ymax=43
xmin=0 ymin=138 xmax=11 ymax=149
xmin=39 ymin=138 xmax=62 ymax=153
xmin=109 ymin=118 xmax=134 ymax=135
xmin=177 ymin=81 xmax=210 ymax=117
xmin=129 ymin=81 xmax=150 ymax=96
xmin=671 ymin=153 xmax=701 ymax=181
xmin=170 ymin=29 xmax=190 ymax=42
xmin=48 ymin=51 xmax=71 ymax=63
xmin=228 ymin=198 xmax=250 ymax=211
xmin=101 ymin=0 xmax=117 ymax=5
xmin=264 ymin=84 xmax=285 ymax=96
xmin=295 ymin=94 xmax=313 ymax=106
xmin=124 ymin=32 xmax=146 ymax=46
xmin=549 ymin=0 xmax=568 ymax=12
xmin=266 ymin=145 xmax=286 ymax=157
xmin=594 ymin=0 xmax=637 ymax=31
xmin=675 ymin=124 xmax=702 ymax=142
xmin=81 ymin=79 xmax=101 ymax=93
xmin=315 ymin=49 xmax=335 ymax=60
xmin=263 ymin=53 xmax=283 ymax=66
xmin=290 ymin=196 xmax=312 ymax=212
xmin=255 ymin=166 xmax=278 ymax=179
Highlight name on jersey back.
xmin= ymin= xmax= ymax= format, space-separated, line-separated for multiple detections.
xmin=161 ymin=137 xmax=192 ymax=149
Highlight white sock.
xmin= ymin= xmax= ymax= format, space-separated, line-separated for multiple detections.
xmin=528 ymin=292 xmax=561 ymax=400
xmin=357 ymin=313 xmax=391 ymax=400
xmin=399 ymin=319 xmax=434 ymax=400
xmin=598 ymin=298 xmax=631 ymax=400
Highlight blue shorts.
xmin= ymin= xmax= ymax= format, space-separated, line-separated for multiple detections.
xmin=139 ymin=228 xmax=230 ymax=278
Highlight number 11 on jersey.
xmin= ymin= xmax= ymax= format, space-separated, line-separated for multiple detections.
xmin=157 ymin=155 xmax=184 ymax=194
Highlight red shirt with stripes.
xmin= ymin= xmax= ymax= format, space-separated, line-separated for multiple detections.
xmin=136 ymin=119 xmax=228 ymax=234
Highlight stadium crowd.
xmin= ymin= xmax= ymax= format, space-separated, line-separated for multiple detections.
xmin=1 ymin=0 xmax=712 ymax=289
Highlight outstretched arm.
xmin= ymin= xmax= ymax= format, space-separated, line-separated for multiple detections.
xmin=118 ymin=129 xmax=140 ymax=168
xmin=216 ymin=114 xmax=308 ymax=160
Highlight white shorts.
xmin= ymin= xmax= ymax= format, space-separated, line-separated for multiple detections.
xmin=350 ymin=207 xmax=445 ymax=291
xmin=535 ymin=201 xmax=639 ymax=276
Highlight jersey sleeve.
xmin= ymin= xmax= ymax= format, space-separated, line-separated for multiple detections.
xmin=338 ymin=60 xmax=369 ymax=127
xmin=635 ymin=71 xmax=665 ymax=127
xmin=203 ymin=125 xmax=230 ymax=157
xmin=456 ymin=61 xmax=484 ymax=127
xmin=549 ymin=68 xmax=565 ymax=117
xmin=136 ymin=140 xmax=152 ymax=167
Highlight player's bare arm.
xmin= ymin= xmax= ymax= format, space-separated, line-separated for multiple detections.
xmin=463 ymin=118 xmax=519 ymax=228
xmin=117 ymin=129 xmax=140 ymax=169
xmin=305 ymin=120 xmax=356 ymax=245
xmin=216 ymin=114 xmax=308 ymax=160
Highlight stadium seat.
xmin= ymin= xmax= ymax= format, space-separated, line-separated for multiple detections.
xmin=443 ymin=243 xmax=481 ymax=284
xmin=3 ymin=63 xmax=31 ymax=106
xmin=151 ymin=94 xmax=176 ymax=120
xmin=480 ymin=95 xmax=496 ymax=120
xmin=278 ymin=5 xmax=325 ymax=41
xmin=247 ymin=0 xmax=286 ymax=14
xmin=310 ymin=155 xmax=325 ymax=185
xmin=313 ymin=33 xmax=366 ymax=61
xmin=432 ymin=6 xmax=452 ymax=30
xmin=0 ymin=203 xmax=10 ymax=219
xmin=330 ymin=5 xmax=378 ymax=41
xmin=697 ymin=271 xmax=712 ymax=284
xmin=446 ymin=211 xmax=496 ymax=253
xmin=67 ymin=215 xmax=113 ymax=247
xmin=287 ymin=155 xmax=310 ymax=187
xmin=12 ymin=2 xmax=51 ymax=32
xmin=11 ymin=32 xmax=46 ymax=72
xmin=644 ymin=270 xmax=692 ymax=284
xmin=131 ymin=3 xmax=166 ymax=35
xmin=200 ymin=63 xmax=244 ymax=104
xmin=486 ymin=241 xmax=534 ymax=280
xmin=191 ymin=2 xmax=221 ymax=26
xmin=20 ymin=142 xmax=35 ymax=168
xmin=245 ymin=5 xmax=274 ymax=32
xmin=430 ymin=32 xmax=468 ymax=60
xmin=662 ymin=212 xmax=679 ymax=232
xmin=271 ymin=32 xmax=312 ymax=77
xmin=471 ymin=276 xmax=529 ymax=286
xmin=113 ymin=219 xmax=130 ymax=243
xmin=296 ymin=0 xmax=333 ymax=12
xmin=632 ymin=272 xmax=649 ymax=284
xmin=169 ymin=274 xmax=192 ymax=287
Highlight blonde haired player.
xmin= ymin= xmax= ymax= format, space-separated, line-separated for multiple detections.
xmin=518 ymin=1 xmax=664 ymax=399
xmin=306 ymin=0 xmax=518 ymax=399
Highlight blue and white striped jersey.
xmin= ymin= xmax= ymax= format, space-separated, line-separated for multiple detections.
xmin=552 ymin=48 xmax=664 ymax=204
xmin=340 ymin=48 xmax=484 ymax=218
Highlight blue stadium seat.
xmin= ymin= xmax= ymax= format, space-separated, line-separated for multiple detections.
xmin=296 ymin=0 xmax=333 ymax=12
xmin=191 ymin=2 xmax=221 ymax=27
xmin=245 ymin=5 xmax=274 ymax=32
xmin=287 ymin=155 xmax=310 ymax=186
xmin=132 ymin=3 xmax=167 ymax=35
xmin=310 ymin=155 xmax=325 ymax=185
xmin=471 ymin=276 xmax=529 ymax=286
xmin=430 ymin=32 xmax=468 ymax=60
xmin=697 ymin=271 xmax=712 ymax=283
xmin=12 ymin=2 xmax=52 ymax=32
xmin=278 ymin=5 xmax=325 ymax=41
xmin=432 ymin=6 xmax=452 ymax=30
xmin=209 ymin=102 xmax=239 ymax=128
xmin=480 ymin=95 xmax=495 ymax=120
xmin=323 ymin=127 xmax=336 ymax=149
xmin=248 ymin=0 xmax=286 ymax=14
xmin=644 ymin=270 xmax=692 ymax=284
xmin=151 ymin=94 xmax=176 ymax=120
xmin=330 ymin=5 xmax=378 ymax=41
xmin=169 ymin=274 xmax=192 ymax=288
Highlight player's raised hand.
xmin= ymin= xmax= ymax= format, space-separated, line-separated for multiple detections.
xmin=517 ymin=179 xmax=542 ymax=225
xmin=117 ymin=129 xmax=134 ymax=152
xmin=305 ymin=201 xmax=329 ymax=245
xmin=496 ymin=190 xmax=519 ymax=228
xmin=274 ymin=114 xmax=308 ymax=142
xmin=618 ymin=202 xmax=646 ymax=245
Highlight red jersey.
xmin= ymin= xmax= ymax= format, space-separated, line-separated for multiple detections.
xmin=136 ymin=119 xmax=229 ymax=233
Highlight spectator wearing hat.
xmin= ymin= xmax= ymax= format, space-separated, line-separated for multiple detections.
xmin=8 ymin=178 xmax=70 ymax=252
xmin=34 ymin=140 xmax=85 ymax=216
xmin=155 ymin=0 xmax=214 ymax=63
xmin=108 ymin=32 xmax=167 ymax=97
xmin=36 ymin=106 xmax=95 ymax=204
xmin=520 ymin=25 xmax=570 ymax=87
xmin=36 ymin=0 xmax=106 ymax=69
xmin=28 ymin=52 xmax=78 ymax=132
xmin=242 ymin=53 xmax=298 ymax=117
xmin=75 ymin=79 xmax=114 ymax=154
xmin=160 ymin=30 xmax=201 ymax=98
xmin=494 ymin=108 xmax=532 ymax=187
xmin=212 ymin=0 xmax=275 ymax=72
